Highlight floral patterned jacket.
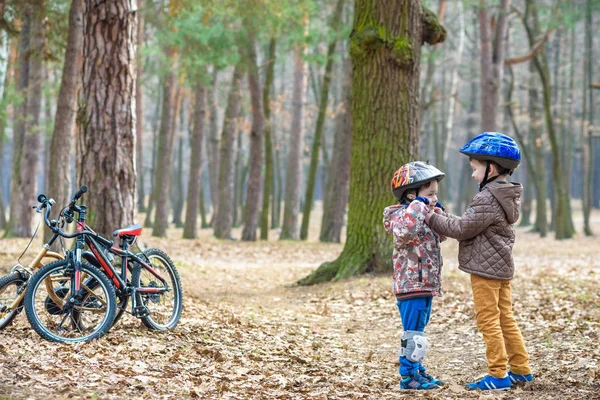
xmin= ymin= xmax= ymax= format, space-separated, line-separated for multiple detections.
xmin=383 ymin=201 xmax=446 ymax=300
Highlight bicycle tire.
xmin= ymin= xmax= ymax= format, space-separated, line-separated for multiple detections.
xmin=0 ymin=273 xmax=27 ymax=330
xmin=24 ymin=260 xmax=117 ymax=343
xmin=133 ymin=248 xmax=182 ymax=330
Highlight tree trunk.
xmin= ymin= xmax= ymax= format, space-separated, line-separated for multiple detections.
xmin=0 ymin=34 xmax=15 ymax=229
xmin=529 ymin=65 xmax=548 ymax=236
xmin=136 ymin=1 xmax=145 ymax=213
xmin=151 ymin=52 xmax=178 ymax=237
xmin=241 ymin=31 xmax=264 ymax=241
xmin=280 ymin=42 xmax=308 ymax=241
xmin=15 ymin=0 xmax=45 ymax=237
xmin=524 ymin=0 xmax=573 ymax=239
xmin=5 ymin=7 xmax=30 ymax=238
xmin=233 ymin=128 xmax=244 ymax=228
xmin=143 ymin=81 xmax=162 ymax=227
xmin=319 ymin=57 xmax=351 ymax=243
xmin=77 ymin=0 xmax=136 ymax=238
xmin=300 ymin=0 xmax=344 ymax=241
xmin=582 ymin=0 xmax=594 ymax=236
xmin=172 ymin=134 xmax=185 ymax=227
xmin=300 ymin=0 xmax=446 ymax=284
xmin=213 ymin=63 xmax=243 ymax=239
xmin=272 ymin=131 xmax=282 ymax=229
xmin=208 ymin=71 xmax=220 ymax=225
xmin=260 ymin=38 xmax=276 ymax=240
xmin=183 ymin=83 xmax=206 ymax=239
xmin=478 ymin=0 xmax=510 ymax=132
xmin=44 ymin=0 xmax=83 ymax=247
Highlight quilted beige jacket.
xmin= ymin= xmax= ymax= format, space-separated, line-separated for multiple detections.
xmin=428 ymin=181 xmax=522 ymax=280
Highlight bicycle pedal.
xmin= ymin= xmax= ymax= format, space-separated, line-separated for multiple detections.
xmin=132 ymin=306 xmax=149 ymax=318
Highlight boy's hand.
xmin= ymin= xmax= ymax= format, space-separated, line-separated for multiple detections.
xmin=425 ymin=209 xmax=436 ymax=224
xmin=435 ymin=201 xmax=445 ymax=211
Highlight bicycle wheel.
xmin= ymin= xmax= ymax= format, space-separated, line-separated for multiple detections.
xmin=24 ymin=260 xmax=116 ymax=343
xmin=133 ymin=248 xmax=182 ymax=330
xmin=0 ymin=273 xmax=27 ymax=330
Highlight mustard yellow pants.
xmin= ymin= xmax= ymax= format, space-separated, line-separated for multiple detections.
xmin=471 ymin=274 xmax=532 ymax=378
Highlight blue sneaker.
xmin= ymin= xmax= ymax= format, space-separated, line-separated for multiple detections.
xmin=420 ymin=370 xmax=445 ymax=387
xmin=508 ymin=371 xmax=533 ymax=385
xmin=401 ymin=372 xmax=441 ymax=390
xmin=465 ymin=375 xmax=511 ymax=391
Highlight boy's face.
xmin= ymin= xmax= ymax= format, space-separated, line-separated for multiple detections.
xmin=417 ymin=180 xmax=438 ymax=208
xmin=470 ymin=159 xmax=487 ymax=184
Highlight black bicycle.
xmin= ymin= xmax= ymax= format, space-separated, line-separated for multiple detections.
xmin=24 ymin=186 xmax=183 ymax=343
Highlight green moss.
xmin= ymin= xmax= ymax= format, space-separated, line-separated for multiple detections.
xmin=392 ymin=36 xmax=413 ymax=66
xmin=421 ymin=6 xmax=447 ymax=45
xmin=350 ymin=24 xmax=413 ymax=66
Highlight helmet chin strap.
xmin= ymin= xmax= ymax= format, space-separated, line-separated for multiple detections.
xmin=479 ymin=161 xmax=501 ymax=191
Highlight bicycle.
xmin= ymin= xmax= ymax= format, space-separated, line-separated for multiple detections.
xmin=24 ymin=186 xmax=183 ymax=343
xmin=0 ymin=191 xmax=102 ymax=331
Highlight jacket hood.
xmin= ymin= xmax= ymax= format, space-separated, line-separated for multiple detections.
xmin=486 ymin=181 xmax=522 ymax=224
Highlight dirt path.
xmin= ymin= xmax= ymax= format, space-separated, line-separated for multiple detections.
xmin=0 ymin=211 xmax=599 ymax=399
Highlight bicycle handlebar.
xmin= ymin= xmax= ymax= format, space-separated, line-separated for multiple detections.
xmin=37 ymin=185 xmax=89 ymax=239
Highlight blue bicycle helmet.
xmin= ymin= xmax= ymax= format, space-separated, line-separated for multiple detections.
xmin=460 ymin=132 xmax=521 ymax=170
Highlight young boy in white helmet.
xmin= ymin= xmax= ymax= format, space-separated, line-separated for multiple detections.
xmin=425 ymin=132 xmax=533 ymax=391
xmin=383 ymin=161 xmax=446 ymax=390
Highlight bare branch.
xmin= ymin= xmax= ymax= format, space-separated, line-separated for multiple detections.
xmin=592 ymin=82 xmax=600 ymax=90
xmin=504 ymin=27 xmax=552 ymax=65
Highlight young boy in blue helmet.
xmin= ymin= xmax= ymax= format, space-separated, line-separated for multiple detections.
xmin=383 ymin=161 xmax=447 ymax=390
xmin=424 ymin=132 xmax=533 ymax=391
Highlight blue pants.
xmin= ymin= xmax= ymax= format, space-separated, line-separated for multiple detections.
xmin=397 ymin=296 xmax=433 ymax=377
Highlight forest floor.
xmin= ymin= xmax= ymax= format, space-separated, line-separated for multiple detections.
xmin=0 ymin=205 xmax=599 ymax=399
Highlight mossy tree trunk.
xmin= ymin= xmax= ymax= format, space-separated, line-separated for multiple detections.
xmin=77 ymin=0 xmax=136 ymax=238
xmin=529 ymin=65 xmax=548 ymax=237
xmin=44 ymin=0 xmax=83 ymax=248
xmin=524 ymin=0 xmax=573 ymax=239
xmin=300 ymin=0 xmax=446 ymax=285
xmin=260 ymin=38 xmax=276 ymax=240
xmin=300 ymin=0 xmax=344 ymax=241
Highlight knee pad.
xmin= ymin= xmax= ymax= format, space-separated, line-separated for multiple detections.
xmin=401 ymin=330 xmax=429 ymax=363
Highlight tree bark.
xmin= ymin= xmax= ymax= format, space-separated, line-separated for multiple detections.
xmin=15 ymin=0 xmax=45 ymax=237
xmin=213 ymin=63 xmax=243 ymax=239
xmin=300 ymin=0 xmax=446 ymax=284
xmin=280 ymin=40 xmax=308 ymax=241
xmin=524 ymin=0 xmax=573 ymax=239
xmin=260 ymin=38 xmax=276 ymax=240
xmin=5 ymin=7 xmax=30 ymax=238
xmin=478 ymin=0 xmax=511 ymax=132
xmin=172 ymin=134 xmax=185 ymax=227
xmin=582 ymin=0 xmax=594 ymax=235
xmin=529 ymin=64 xmax=548 ymax=236
xmin=208 ymin=71 xmax=220 ymax=225
xmin=241 ymin=31 xmax=264 ymax=241
xmin=319 ymin=57 xmax=351 ymax=243
xmin=77 ymin=0 xmax=137 ymax=238
xmin=143 ymin=82 xmax=162 ymax=227
xmin=0 ymin=34 xmax=15 ymax=229
xmin=44 ymin=0 xmax=83 ymax=247
xmin=300 ymin=0 xmax=344 ymax=241
xmin=183 ymin=83 xmax=206 ymax=239
xmin=136 ymin=0 xmax=145 ymax=212
xmin=151 ymin=51 xmax=178 ymax=237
